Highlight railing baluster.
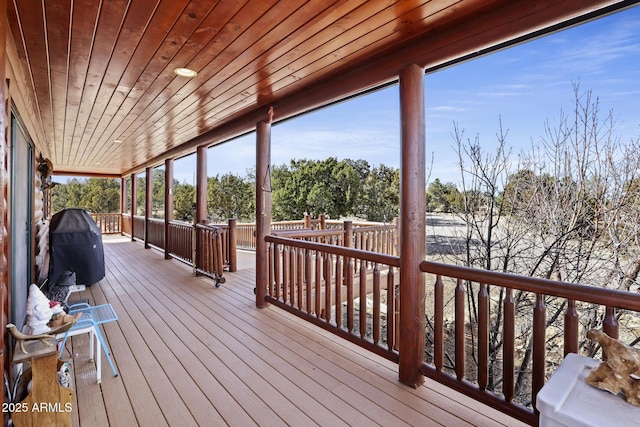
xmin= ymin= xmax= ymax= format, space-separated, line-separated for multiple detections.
xmin=282 ymin=246 xmax=289 ymax=303
xmin=373 ymin=263 xmax=380 ymax=345
xmin=207 ymin=229 xmax=213 ymax=272
xmin=305 ymin=249 xmax=312 ymax=314
xmin=434 ymin=275 xmax=444 ymax=371
xmin=347 ymin=258 xmax=354 ymax=333
xmin=359 ymin=259 xmax=367 ymax=338
xmin=267 ymin=244 xmax=274 ymax=297
xmin=274 ymin=243 xmax=280 ymax=299
xmin=290 ymin=246 xmax=296 ymax=306
xmin=478 ymin=282 xmax=489 ymax=391
xmin=387 ymin=267 xmax=395 ymax=350
xmin=315 ymin=250 xmax=321 ymax=318
xmin=532 ymin=293 xmax=546 ymax=409
xmin=324 ymin=252 xmax=331 ymax=322
xmin=394 ymin=290 xmax=400 ymax=352
xmin=503 ymin=288 xmax=515 ymax=402
xmin=564 ymin=299 xmax=578 ymax=356
xmin=335 ymin=255 xmax=343 ymax=328
xmin=455 ymin=278 xmax=465 ymax=380
xmin=217 ymin=230 xmax=225 ymax=272
xmin=603 ymin=306 xmax=618 ymax=339
xmin=297 ymin=247 xmax=304 ymax=310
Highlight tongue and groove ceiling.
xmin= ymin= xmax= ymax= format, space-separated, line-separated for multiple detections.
xmin=6 ymin=0 xmax=632 ymax=176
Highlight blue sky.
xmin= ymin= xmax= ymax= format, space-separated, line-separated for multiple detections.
xmin=173 ymin=6 xmax=640 ymax=186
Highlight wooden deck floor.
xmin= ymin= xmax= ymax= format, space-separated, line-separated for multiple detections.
xmin=64 ymin=238 xmax=527 ymax=427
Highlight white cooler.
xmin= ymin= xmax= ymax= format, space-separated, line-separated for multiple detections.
xmin=537 ymin=353 xmax=640 ymax=426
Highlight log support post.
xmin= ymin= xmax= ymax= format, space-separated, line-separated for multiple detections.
xmin=196 ymin=146 xmax=207 ymax=224
xmin=144 ymin=167 xmax=152 ymax=248
xmin=165 ymin=158 xmax=174 ymax=259
xmin=256 ymin=119 xmax=272 ymax=308
xmin=228 ymin=218 xmax=237 ymax=272
xmin=398 ymin=64 xmax=426 ymax=388
xmin=120 ymin=177 xmax=126 ymax=236
xmin=130 ymin=173 xmax=137 ymax=242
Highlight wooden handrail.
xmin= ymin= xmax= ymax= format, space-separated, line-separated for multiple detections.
xmin=266 ymin=235 xmax=400 ymax=267
xmin=271 ymin=229 xmax=344 ymax=238
xmin=421 ymin=260 xmax=640 ymax=311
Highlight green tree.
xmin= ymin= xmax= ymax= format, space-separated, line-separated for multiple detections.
xmin=136 ymin=175 xmax=146 ymax=216
xmin=151 ymin=169 xmax=166 ymax=218
xmin=51 ymin=177 xmax=120 ymax=213
xmin=271 ymin=157 xmax=364 ymax=220
xmin=271 ymin=164 xmax=296 ymax=221
xmin=426 ymin=178 xmax=460 ymax=212
xmin=173 ymin=182 xmax=195 ymax=221
xmin=360 ymin=164 xmax=399 ymax=221
xmin=81 ymin=178 xmax=120 ymax=213
xmin=207 ymin=173 xmax=255 ymax=222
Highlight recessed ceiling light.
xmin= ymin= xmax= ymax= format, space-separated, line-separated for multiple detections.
xmin=113 ymin=139 xmax=123 ymax=143
xmin=174 ymin=67 xmax=197 ymax=78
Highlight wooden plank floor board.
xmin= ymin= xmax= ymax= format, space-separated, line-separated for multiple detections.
xmin=107 ymin=246 xmax=347 ymax=427
xmin=190 ymin=269 xmax=454 ymax=426
xmin=84 ymin=276 xmax=160 ymax=427
xmin=99 ymin=268 xmax=245 ymax=426
xmin=112 ymin=249 xmax=404 ymax=426
xmin=105 ymin=255 xmax=308 ymax=426
xmin=64 ymin=239 xmax=528 ymax=427
xmin=224 ymin=268 xmax=524 ymax=427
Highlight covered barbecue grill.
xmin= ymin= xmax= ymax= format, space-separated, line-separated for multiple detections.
xmin=48 ymin=208 xmax=105 ymax=286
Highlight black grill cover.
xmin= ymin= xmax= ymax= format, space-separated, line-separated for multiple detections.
xmin=49 ymin=208 xmax=105 ymax=286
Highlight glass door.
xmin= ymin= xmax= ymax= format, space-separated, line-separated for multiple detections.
xmin=10 ymin=113 xmax=33 ymax=327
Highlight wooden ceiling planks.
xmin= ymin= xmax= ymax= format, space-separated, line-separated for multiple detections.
xmin=80 ymin=0 xmax=205 ymax=168
xmin=158 ymin=0 xmax=457 ymax=150
xmin=10 ymin=0 xmax=53 ymax=157
xmin=70 ymin=0 xmax=162 ymax=168
xmin=141 ymin=0 xmax=401 ymax=158
xmin=126 ymin=0 xmax=344 ymax=164
xmin=117 ymin=0 xmax=281 ymax=168
xmin=5 ymin=0 xmax=633 ymax=176
xmin=43 ymin=0 xmax=71 ymax=166
xmin=63 ymin=0 xmax=125 ymax=168
xmin=89 ymin=0 xmax=248 ymax=170
xmin=63 ymin=0 xmax=101 ymax=167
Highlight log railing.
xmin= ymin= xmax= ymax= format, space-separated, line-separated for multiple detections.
xmin=238 ymin=218 xmax=398 ymax=256
xmin=132 ymin=215 xmax=145 ymax=241
xmin=350 ymin=223 xmax=397 ymax=256
xmin=167 ymin=221 xmax=192 ymax=263
xmin=262 ymin=234 xmax=640 ymax=426
xmin=146 ymin=217 xmax=165 ymax=249
xmin=237 ymin=218 xmax=316 ymax=249
xmin=121 ymin=213 xmax=132 ymax=235
xmin=89 ymin=213 xmax=121 ymax=234
xmin=419 ymin=261 xmax=640 ymax=426
xmin=265 ymin=235 xmax=400 ymax=361
xmin=195 ymin=222 xmax=236 ymax=279
xmin=271 ymin=228 xmax=344 ymax=245
xmin=236 ymin=222 xmax=257 ymax=249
